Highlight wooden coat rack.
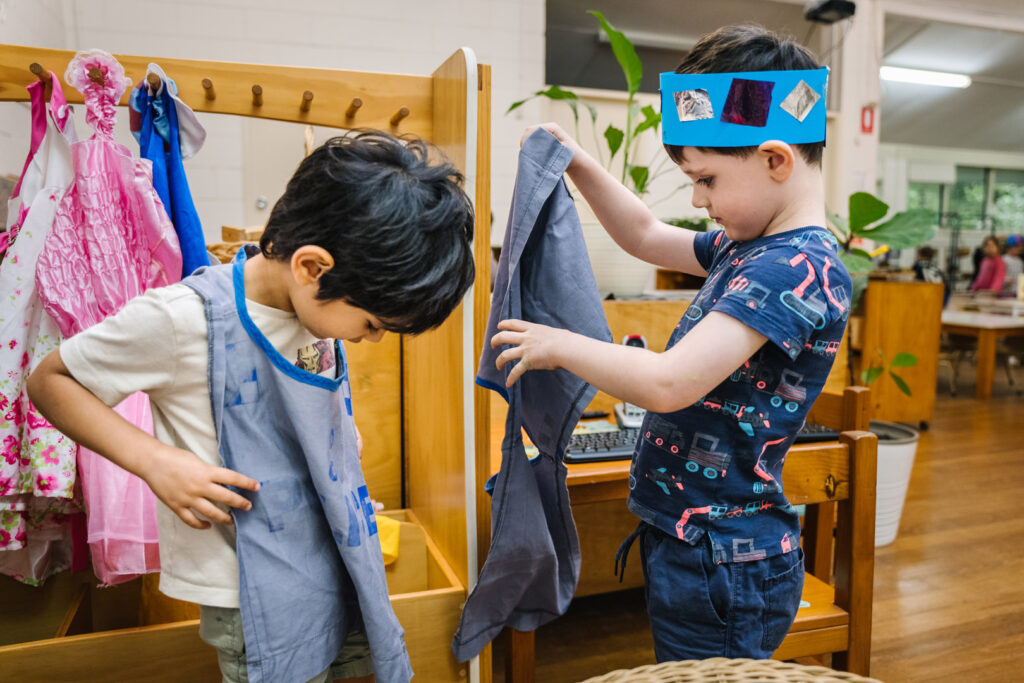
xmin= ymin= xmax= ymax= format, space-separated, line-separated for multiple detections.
xmin=0 ymin=42 xmax=495 ymax=683
xmin=3 ymin=45 xmax=431 ymax=136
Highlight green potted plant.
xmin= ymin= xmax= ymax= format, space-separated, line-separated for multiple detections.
xmin=507 ymin=11 xmax=705 ymax=295
xmin=826 ymin=191 xmax=936 ymax=308
xmin=827 ymin=192 xmax=937 ymax=546
xmin=858 ymin=348 xmax=920 ymax=546
xmin=508 ymin=11 xmax=676 ymax=200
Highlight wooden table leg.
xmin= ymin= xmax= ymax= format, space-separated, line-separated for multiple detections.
xmin=975 ymin=329 xmax=997 ymax=400
xmin=505 ymin=628 xmax=535 ymax=683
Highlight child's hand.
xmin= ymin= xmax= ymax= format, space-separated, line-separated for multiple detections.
xmin=145 ymin=444 xmax=261 ymax=530
xmin=491 ymin=319 xmax=568 ymax=387
xmin=520 ymin=123 xmax=582 ymax=157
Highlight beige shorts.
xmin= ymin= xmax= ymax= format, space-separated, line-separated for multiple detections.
xmin=198 ymin=605 xmax=374 ymax=683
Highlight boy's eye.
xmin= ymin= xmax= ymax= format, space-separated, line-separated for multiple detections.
xmin=696 ymin=177 xmax=713 ymax=187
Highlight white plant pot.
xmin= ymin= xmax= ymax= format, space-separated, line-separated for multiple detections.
xmin=871 ymin=420 xmax=920 ymax=547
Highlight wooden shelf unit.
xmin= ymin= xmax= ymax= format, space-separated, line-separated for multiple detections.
xmin=0 ymin=43 xmax=492 ymax=683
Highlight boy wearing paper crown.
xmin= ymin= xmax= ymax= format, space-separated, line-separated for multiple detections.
xmin=491 ymin=25 xmax=851 ymax=661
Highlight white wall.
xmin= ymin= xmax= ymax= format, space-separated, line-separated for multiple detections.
xmin=0 ymin=0 xmax=545 ymax=245
xmin=0 ymin=0 xmax=71 ymax=178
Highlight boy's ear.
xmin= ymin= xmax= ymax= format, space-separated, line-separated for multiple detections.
xmin=290 ymin=246 xmax=335 ymax=286
xmin=757 ymin=140 xmax=795 ymax=182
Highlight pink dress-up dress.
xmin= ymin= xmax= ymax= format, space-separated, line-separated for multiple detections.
xmin=0 ymin=73 xmax=82 ymax=585
xmin=35 ymin=50 xmax=183 ymax=585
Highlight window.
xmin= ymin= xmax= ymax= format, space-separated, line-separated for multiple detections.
xmin=992 ymin=169 xmax=1024 ymax=235
xmin=947 ymin=166 xmax=986 ymax=230
xmin=907 ymin=181 xmax=941 ymax=225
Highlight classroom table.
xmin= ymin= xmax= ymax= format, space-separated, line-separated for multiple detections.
xmin=940 ymin=310 xmax=1024 ymax=399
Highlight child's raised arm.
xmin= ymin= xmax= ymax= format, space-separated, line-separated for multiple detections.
xmin=522 ymin=123 xmax=707 ymax=277
xmin=27 ymin=350 xmax=259 ymax=529
xmin=492 ymin=311 xmax=766 ymax=413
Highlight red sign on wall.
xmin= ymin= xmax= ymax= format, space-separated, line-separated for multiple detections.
xmin=861 ymin=105 xmax=875 ymax=134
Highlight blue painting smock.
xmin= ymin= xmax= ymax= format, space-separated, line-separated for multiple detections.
xmin=628 ymin=227 xmax=851 ymax=563
xmin=181 ymin=247 xmax=412 ymax=683
xmin=452 ymin=129 xmax=611 ymax=661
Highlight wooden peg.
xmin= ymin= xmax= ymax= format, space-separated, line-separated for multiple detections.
xmin=29 ymin=62 xmax=51 ymax=84
xmin=252 ymin=84 xmax=263 ymax=107
xmin=202 ymin=78 xmax=216 ymax=101
xmin=88 ymin=67 xmax=105 ymax=86
xmin=300 ymin=90 xmax=314 ymax=112
xmin=146 ymin=73 xmax=161 ymax=92
xmin=390 ymin=106 xmax=409 ymax=127
xmin=345 ymin=97 xmax=362 ymax=119
xmin=29 ymin=62 xmax=52 ymax=98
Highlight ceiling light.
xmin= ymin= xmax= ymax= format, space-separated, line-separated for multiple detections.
xmin=880 ymin=66 xmax=971 ymax=89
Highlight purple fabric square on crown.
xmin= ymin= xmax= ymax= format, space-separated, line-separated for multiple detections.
xmin=720 ymin=78 xmax=774 ymax=127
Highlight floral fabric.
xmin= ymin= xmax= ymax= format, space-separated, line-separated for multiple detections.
xmin=0 ymin=73 xmax=78 ymax=552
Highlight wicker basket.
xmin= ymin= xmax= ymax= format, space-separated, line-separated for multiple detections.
xmin=579 ymin=658 xmax=884 ymax=683
xmin=206 ymin=241 xmax=248 ymax=264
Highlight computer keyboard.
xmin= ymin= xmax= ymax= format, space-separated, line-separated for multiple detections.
xmin=793 ymin=422 xmax=840 ymax=443
xmin=564 ymin=427 xmax=641 ymax=464
xmin=562 ymin=422 xmax=837 ymax=463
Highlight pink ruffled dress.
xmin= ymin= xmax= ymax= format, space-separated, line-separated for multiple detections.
xmin=35 ymin=50 xmax=183 ymax=585
xmin=0 ymin=72 xmax=81 ymax=585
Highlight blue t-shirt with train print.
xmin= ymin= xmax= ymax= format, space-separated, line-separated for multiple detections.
xmin=627 ymin=226 xmax=852 ymax=563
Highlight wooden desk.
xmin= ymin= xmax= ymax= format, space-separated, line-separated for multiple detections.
xmin=941 ymin=310 xmax=1024 ymax=399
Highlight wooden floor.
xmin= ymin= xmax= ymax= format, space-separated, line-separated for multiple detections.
xmin=493 ymin=371 xmax=1024 ymax=682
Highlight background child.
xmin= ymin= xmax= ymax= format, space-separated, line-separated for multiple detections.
xmin=28 ymin=130 xmax=475 ymax=682
xmin=1001 ymin=235 xmax=1023 ymax=296
xmin=491 ymin=25 xmax=851 ymax=662
xmin=971 ymin=235 xmax=1005 ymax=293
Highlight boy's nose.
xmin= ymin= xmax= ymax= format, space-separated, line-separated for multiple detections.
xmin=691 ymin=190 xmax=708 ymax=209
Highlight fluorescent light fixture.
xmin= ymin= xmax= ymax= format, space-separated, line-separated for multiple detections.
xmin=880 ymin=66 xmax=971 ymax=88
xmin=597 ymin=29 xmax=697 ymax=53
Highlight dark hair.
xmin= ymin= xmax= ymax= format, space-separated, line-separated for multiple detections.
xmin=664 ymin=25 xmax=824 ymax=167
xmin=260 ymin=130 xmax=475 ymax=335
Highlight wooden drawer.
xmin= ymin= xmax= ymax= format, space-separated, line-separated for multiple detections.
xmin=0 ymin=509 xmax=465 ymax=682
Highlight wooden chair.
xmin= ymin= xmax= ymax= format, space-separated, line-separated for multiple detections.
xmin=773 ymin=388 xmax=877 ymax=675
xmin=801 ymin=386 xmax=870 ymax=583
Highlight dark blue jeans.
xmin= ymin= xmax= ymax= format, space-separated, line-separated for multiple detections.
xmin=634 ymin=523 xmax=804 ymax=662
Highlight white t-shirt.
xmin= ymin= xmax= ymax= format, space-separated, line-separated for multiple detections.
xmin=61 ymin=283 xmax=335 ymax=608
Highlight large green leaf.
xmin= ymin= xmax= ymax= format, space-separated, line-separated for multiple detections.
xmin=604 ymin=124 xmax=624 ymax=158
xmin=629 ymin=165 xmax=650 ymax=195
xmin=589 ymin=10 xmax=642 ymax=97
xmin=633 ymin=105 xmax=661 ymax=137
xmin=860 ymin=209 xmax=936 ymax=250
xmin=506 ymin=85 xmax=579 ymax=114
xmin=861 ymin=366 xmax=883 ymax=385
xmin=849 ymin=191 xmax=889 ymax=234
xmin=889 ymin=371 xmax=913 ymax=396
xmin=840 ymin=251 xmax=875 ymax=274
xmin=890 ymin=352 xmax=918 ymax=368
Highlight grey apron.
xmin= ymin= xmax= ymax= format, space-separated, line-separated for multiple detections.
xmin=183 ymin=247 xmax=412 ymax=683
xmin=452 ymin=129 xmax=612 ymax=661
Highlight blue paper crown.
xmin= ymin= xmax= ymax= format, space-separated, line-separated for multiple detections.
xmin=660 ymin=67 xmax=828 ymax=147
